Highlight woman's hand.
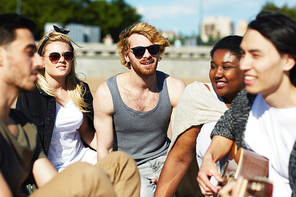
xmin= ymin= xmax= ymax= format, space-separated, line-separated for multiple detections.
xmin=197 ymin=136 xmax=234 ymax=195
xmin=197 ymin=155 xmax=223 ymax=195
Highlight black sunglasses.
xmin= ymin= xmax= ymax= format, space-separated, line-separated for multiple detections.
xmin=131 ymin=45 xmax=160 ymax=58
xmin=45 ymin=52 xmax=74 ymax=64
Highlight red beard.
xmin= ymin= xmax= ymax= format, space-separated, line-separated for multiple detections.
xmin=131 ymin=58 xmax=158 ymax=77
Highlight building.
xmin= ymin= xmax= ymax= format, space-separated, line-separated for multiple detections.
xmin=66 ymin=23 xmax=101 ymax=43
xmin=200 ymin=16 xmax=233 ymax=42
xmin=235 ymin=20 xmax=248 ymax=36
xmin=44 ymin=23 xmax=101 ymax=43
xmin=161 ymin=30 xmax=175 ymax=41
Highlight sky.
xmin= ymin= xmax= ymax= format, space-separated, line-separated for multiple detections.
xmin=124 ymin=0 xmax=295 ymax=36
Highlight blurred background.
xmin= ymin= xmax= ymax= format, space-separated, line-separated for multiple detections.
xmin=3 ymin=0 xmax=295 ymax=93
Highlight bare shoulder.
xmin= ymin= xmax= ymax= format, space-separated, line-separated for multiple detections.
xmin=94 ymin=81 xmax=111 ymax=99
xmin=93 ymin=81 xmax=113 ymax=115
xmin=166 ymin=75 xmax=186 ymax=90
xmin=166 ymin=75 xmax=186 ymax=107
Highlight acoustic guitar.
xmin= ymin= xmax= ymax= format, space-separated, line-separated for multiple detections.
xmin=218 ymin=146 xmax=273 ymax=197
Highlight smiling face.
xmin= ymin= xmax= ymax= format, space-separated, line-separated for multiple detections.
xmin=239 ymin=29 xmax=289 ymax=97
xmin=209 ymin=49 xmax=245 ymax=103
xmin=124 ymin=33 xmax=159 ymax=77
xmin=0 ymin=28 xmax=43 ymax=92
xmin=42 ymin=41 xmax=73 ymax=81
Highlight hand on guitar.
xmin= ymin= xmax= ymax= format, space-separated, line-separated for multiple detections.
xmin=218 ymin=148 xmax=273 ymax=197
xmin=197 ymin=156 xmax=224 ymax=195
xmin=218 ymin=176 xmax=273 ymax=197
xmin=218 ymin=176 xmax=244 ymax=197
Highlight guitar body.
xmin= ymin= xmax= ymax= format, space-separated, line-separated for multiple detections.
xmin=219 ymin=146 xmax=273 ymax=197
xmin=235 ymin=148 xmax=269 ymax=180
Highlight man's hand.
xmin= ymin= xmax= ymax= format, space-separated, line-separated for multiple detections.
xmin=218 ymin=176 xmax=244 ymax=197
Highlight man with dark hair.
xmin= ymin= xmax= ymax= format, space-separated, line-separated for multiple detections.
xmin=0 ymin=13 xmax=140 ymax=197
xmin=197 ymin=11 xmax=296 ymax=197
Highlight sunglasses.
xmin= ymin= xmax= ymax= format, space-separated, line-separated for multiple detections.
xmin=45 ymin=52 xmax=74 ymax=64
xmin=131 ymin=45 xmax=160 ymax=58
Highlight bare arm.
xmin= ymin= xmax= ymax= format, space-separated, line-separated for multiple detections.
xmin=32 ymin=157 xmax=58 ymax=188
xmin=79 ymin=113 xmax=97 ymax=150
xmin=155 ymin=125 xmax=201 ymax=197
xmin=93 ymin=82 xmax=114 ymax=161
xmin=166 ymin=76 xmax=186 ymax=131
xmin=0 ymin=173 xmax=12 ymax=197
xmin=197 ymin=135 xmax=233 ymax=195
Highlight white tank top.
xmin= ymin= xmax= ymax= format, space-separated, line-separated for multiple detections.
xmin=47 ymin=100 xmax=84 ymax=169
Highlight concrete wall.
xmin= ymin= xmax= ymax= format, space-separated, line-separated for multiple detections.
xmin=76 ymin=56 xmax=211 ymax=80
xmin=75 ymin=43 xmax=213 ymax=90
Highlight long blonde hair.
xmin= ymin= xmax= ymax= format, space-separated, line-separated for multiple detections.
xmin=37 ymin=30 xmax=88 ymax=112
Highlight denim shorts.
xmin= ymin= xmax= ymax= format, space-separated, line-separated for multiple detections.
xmin=137 ymin=155 xmax=167 ymax=197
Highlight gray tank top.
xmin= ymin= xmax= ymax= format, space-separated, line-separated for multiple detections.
xmin=106 ymin=71 xmax=172 ymax=165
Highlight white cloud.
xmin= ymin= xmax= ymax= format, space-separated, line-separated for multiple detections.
xmin=202 ymin=0 xmax=260 ymax=11
xmin=137 ymin=5 xmax=197 ymax=20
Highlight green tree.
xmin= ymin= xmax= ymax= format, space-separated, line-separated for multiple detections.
xmin=0 ymin=0 xmax=141 ymax=41
xmin=202 ymin=35 xmax=221 ymax=46
xmin=262 ymin=2 xmax=296 ymax=21
xmin=85 ymin=0 xmax=141 ymax=42
xmin=109 ymin=0 xmax=141 ymax=42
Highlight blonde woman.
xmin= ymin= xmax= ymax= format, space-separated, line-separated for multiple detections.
xmin=16 ymin=26 xmax=97 ymax=172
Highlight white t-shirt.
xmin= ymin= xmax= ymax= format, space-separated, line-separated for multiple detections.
xmin=196 ymin=83 xmax=237 ymax=189
xmin=245 ymin=94 xmax=296 ymax=197
xmin=48 ymin=100 xmax=84 ymax=169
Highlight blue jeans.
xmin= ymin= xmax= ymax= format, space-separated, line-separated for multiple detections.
xmin=137 ymin=155 xmax=167 ymax=197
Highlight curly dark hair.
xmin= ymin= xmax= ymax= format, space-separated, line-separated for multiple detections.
xmin=210 ymin=35 xmax=243 ymax=59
